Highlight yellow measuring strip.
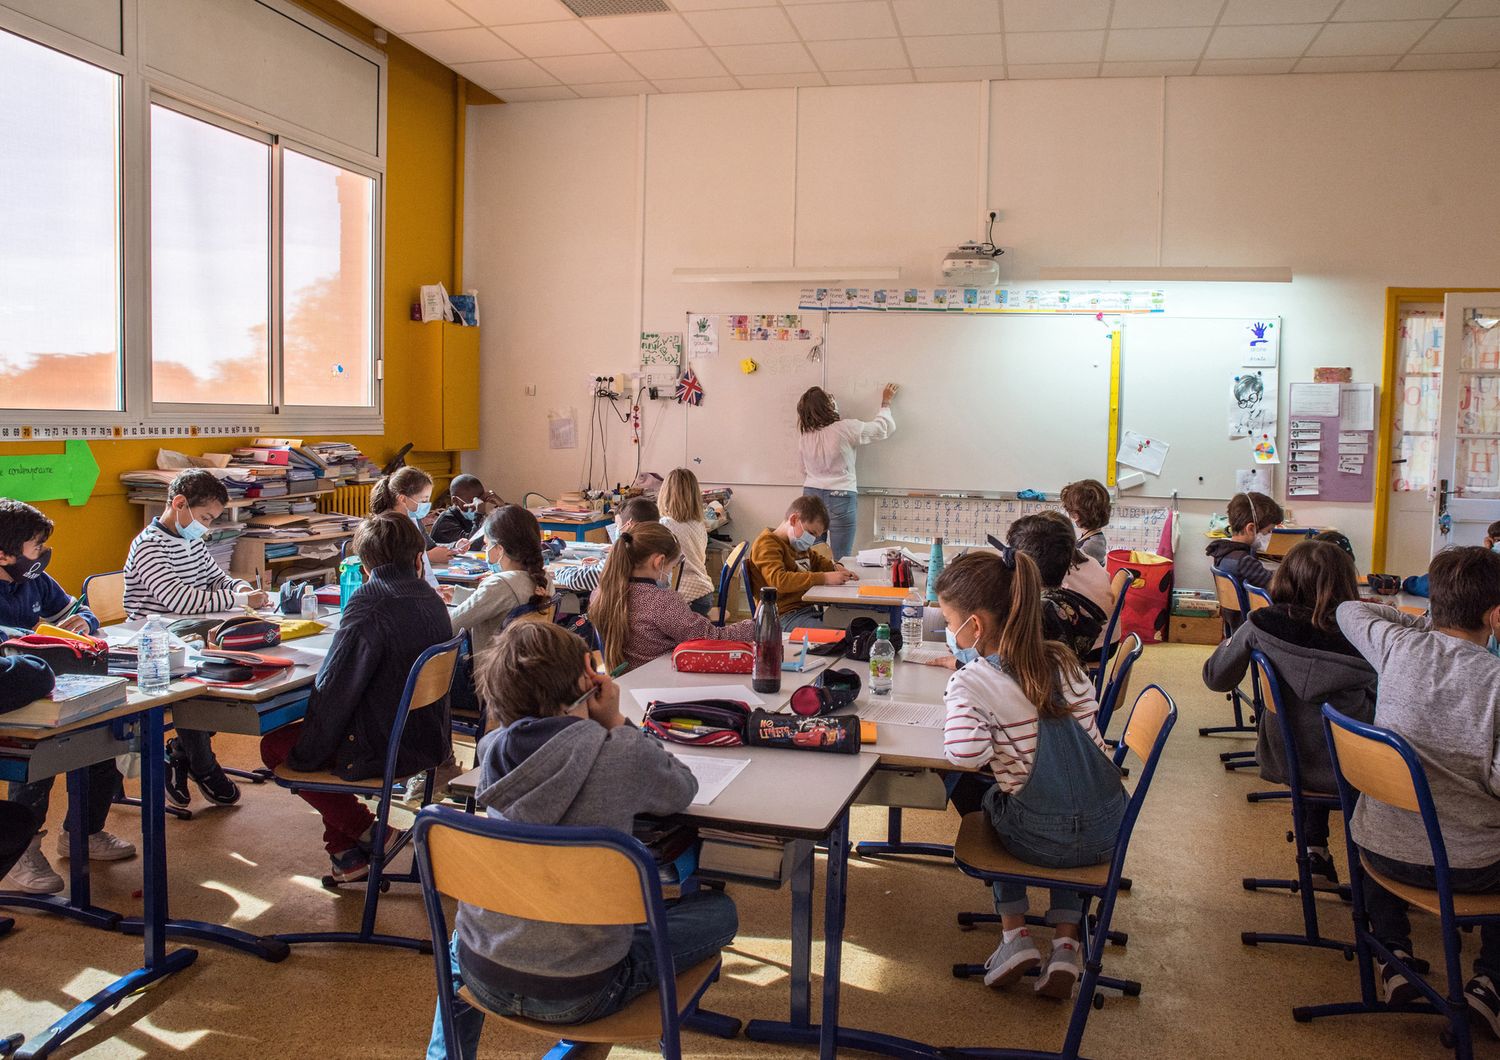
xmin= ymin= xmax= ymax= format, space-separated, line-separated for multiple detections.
xmin=1106 ymin=329 xmax=1121 ymax=487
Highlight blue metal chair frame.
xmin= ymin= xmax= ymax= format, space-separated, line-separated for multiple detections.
xmin=739 ymin=551 xmax=758 ymax=626
xmin=714 ymin=541 xmax=749 ymax=628
xmin=270 ymin=633 xmax=465 ymax=953
xmin=1238 ymin=652 xmax=1353 ymax=954
xmin=1095 ymin=633 xmax=1144 ymax=739
xmin=1203 ymin=565 xmax=1260 ymax=771
xmin=1088 ymin=567 xmax=1137 ymax=700
xmin=413 ymin=805 xmax=741 ymax=1060
xmin=947 ymin=685 xmax=1178 ymax=1060
xmin=1244 ymin=583 xmax=1273 ymax=610
xmin=1294 ymin=706 xmax=1500 ymax=1058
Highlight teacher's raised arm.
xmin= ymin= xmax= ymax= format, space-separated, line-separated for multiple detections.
xmin=796 ymin=383 xmax=898 ymax=562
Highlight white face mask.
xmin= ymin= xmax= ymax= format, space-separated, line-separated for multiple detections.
xmin=1253 ymin=531 xmax=1271 ymax=552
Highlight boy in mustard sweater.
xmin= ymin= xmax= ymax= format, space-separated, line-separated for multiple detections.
xmin=748 ymin=496 xmax=856 ymax=631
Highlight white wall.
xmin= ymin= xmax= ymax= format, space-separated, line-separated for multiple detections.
xmin=463 ymin=70 xmax=1500 ymax=590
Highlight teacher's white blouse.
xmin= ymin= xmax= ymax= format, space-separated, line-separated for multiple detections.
xmin=798 ymin=406 xmax=895 ymax=491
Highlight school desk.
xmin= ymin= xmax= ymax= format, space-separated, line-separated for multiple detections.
xmin=802 ymin=555 xmax=928 ymax=626
xmin=535 ymin=514 xmax=613 ymax=543
xmin=0 ymin=681 xmax=204 ymax=1059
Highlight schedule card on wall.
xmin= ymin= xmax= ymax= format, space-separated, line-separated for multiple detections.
xmin=1286 ymin=383 xmax=1376 ymax=502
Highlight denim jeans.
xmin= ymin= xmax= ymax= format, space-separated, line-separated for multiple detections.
xmin=803 ymin=487 xmax=857 ymax=562
xmin=426 ymin=889 xmax=738 ymax=1060
xmin=778 ymin=605 xmax=822 ymax=633
xmin=0 ymin=800 xmax=38 ymax=879
xmin=9 ymin=760 xmax=121 ymax=837
xmin=1362 ymin=848 xmax=1500 ymax=982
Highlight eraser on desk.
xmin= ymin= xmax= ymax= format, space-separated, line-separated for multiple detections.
xmin=860 ymin=720 xmax=878 ymax=744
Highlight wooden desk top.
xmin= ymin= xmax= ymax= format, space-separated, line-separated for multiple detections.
xmin=803 ymin=555 xmax=927 ymax=607
xmin=0 ymin=681 xmax=202 ymax=742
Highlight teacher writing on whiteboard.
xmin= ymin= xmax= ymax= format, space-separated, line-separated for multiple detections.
xmin=797 ymin=382 xmax=898 ymax=561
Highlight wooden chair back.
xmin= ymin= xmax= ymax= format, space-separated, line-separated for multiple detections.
xmin=409 ymin=643 xmax=462 ymax=713
xmin=81 ymin=570 xmax=126 ymax=626
xmin=1108 ymin=567 xmax=1132 ymax=603
xmin=1327 ymin=719 xmax=1421 ymax=814
xmin=1246 ymin=584 xmax=1273 ymax=612
xmin=1212 ymin=569 xmax=1245 ymax=615
xmin=1122 ymin=686 xmax=1173 ymax=766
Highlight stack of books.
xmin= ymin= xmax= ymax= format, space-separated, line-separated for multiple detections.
xmin=695 ymin=829 xmax=787 ymax=884
xmin=1 ymin=675 xmax=130 ymax=729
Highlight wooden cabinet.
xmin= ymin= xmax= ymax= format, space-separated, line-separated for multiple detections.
xmin=409 ymin=321 xmax=479 ymax=452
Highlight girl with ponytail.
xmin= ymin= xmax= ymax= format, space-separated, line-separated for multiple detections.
xmin=936 ymin=548 xmax=1126 ymax=1001
xmin=450 ymin=505 xmax=553 ymax=651
xmin=590 ymin=522 xmax=756 ymax=673
xmin=368 ymin=466 xmax=457 ymax=595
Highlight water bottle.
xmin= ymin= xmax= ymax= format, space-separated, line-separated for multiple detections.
xmin=338 ymin=556 xmax=363 ymax=610
xmin=138 ymin=614 xmax=171 ymax=694
xmin=926 ymin=536 xmax=945 ymax=605
xmin=900 ymin=589 xmax=924 ymax=656
xmin=300 ymin=583 xmax=318 ymax=619
xmin=751 ymin=587 xmax=783 ymax=694
xmin=869 ymin=623 xmax=894 ymax=696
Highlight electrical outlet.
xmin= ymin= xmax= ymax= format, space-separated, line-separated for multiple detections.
xmin=524 ymin=384 xmax=536 ymax=397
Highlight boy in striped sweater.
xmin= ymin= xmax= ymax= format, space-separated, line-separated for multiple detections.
xmin=125 ymin=469 xmax=269 ymax=808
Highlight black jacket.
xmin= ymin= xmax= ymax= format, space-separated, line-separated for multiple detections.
xmin=0 ymin=654 xmax=55 ymax=714
xmin=431 ymin=506 xmax=481 ymax=547
xmin=1205 ymin=538 xmax=1273 ymax=590
xmin=289 ymin=563 xmax=454 ymax=780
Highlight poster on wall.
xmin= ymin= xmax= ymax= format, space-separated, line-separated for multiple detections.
xmin=1228 ymin=368 xmax=1278 ymax=438
xmin=688 ymin=315 xmax=718 ymax=359
xmin=1243 ymin=320 xmax=1278 ymax=367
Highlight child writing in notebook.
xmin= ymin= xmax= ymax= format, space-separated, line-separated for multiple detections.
xmin=431 ymin=474 xmax=504 ymax=551
xmin=749 ymin=495 xmax=856 ymax=632
xmin=1060 ymin=480 xmax=1111 ymax=566
xmin=658 ymin=468 xmax=715 ymax=616
xmin=590 ymin=522 xmax=756 ymax=673
xmin=1205 ymin=491 xmax=1283 ymax=590
xmin=369 ymin=467 xmax=454 ymax=599
xmin=125 ymin=469 xmax=269 ymax=809
xmin=939 ymin=548 xmax=1125 ymax=1000
xmin=425 ymin=621 xmax=737 ymax=1060
xmin=450 ymin=505 xmax=552 ymax=652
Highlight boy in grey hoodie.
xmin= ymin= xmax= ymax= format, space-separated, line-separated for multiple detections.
xmin=426 ymin=622 xmax=737 ymax=1060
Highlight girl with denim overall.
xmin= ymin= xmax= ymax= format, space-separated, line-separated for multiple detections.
xmin=938 ymin=548 xmax=1126 ymax=998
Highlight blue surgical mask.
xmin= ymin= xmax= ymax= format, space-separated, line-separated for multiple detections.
xmin=794 ymin=529 xmax=817 ymax=551
xmin=1489 ymin=634 xmax=1500 ymax=659
xmin=487 ymin=561 xmax=502 ymax=574
xmin=945 ymin=615 xmax=979 ymax=665
xmin=412 ymin=501 xmax=432 ymax=520
xmin=179 ymin=517 xmax=208 ymax=542
xmin=1492 ymin=542 xmax=1500 ymax=554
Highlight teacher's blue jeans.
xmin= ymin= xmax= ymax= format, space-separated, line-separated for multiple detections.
xmin=803 ymin=487 xmax=857 ymax=561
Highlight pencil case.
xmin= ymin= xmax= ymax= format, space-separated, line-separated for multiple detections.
xmin=671 ymin=639 xmax=754 ymax=675
xmin=642 ymin=699 xmax=750 ymax=746
xmin=2 ymin=634 xmax=110 ymax=676
xmin=745 ymin=709 xmax=861 ymax=754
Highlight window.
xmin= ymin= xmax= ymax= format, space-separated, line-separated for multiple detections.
xmin=282 ymin=149 xmax=374 ymax=408
xmin=0 ymin=28 xmax=122 ymax=411
xmin=150 ymin=105 xmax=271 ymax=405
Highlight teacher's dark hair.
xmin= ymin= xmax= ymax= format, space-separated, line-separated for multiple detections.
xmin=797 ymin=387 xmax=839 ymax=433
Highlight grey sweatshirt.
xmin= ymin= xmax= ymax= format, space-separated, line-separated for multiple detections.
xmin=454 ymin=716 xmax=698 ymax=991
xmin=1337 ymin=601 xmax=1500 ymax=868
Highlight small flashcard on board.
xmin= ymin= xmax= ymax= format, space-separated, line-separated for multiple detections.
xmin=1243 ymin=320 xmax=1278 ymax=367
xmin=1235 ymin=466 xmax=1273 ymax=492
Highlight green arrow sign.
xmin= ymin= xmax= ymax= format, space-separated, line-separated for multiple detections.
xmin=0 ymin=441 xmax=101 ymax=506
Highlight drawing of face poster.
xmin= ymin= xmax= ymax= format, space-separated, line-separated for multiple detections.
xmin=1228 ymin=368 xmax=1278 ymax=438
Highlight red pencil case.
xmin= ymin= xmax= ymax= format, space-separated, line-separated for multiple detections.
xmin=671 ymin=639 xmax=754 ymax=675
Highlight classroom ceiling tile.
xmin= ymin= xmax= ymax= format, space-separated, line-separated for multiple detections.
xmin=904 ymin=32 xmax=1006 ymax=66
xmin=683 ymin=6 xmax=798 ymax=45
xmin=824 ymin=67 xmax=917 ymax=84
xmin=1449 ymin=0 xmax=1500 ymax=15
xmin=404 ymin=27 xmax=520 ymax=64
xmin=1109 ymin=0 xmax=1223 ymax=29
xmin=713 ymin=41 xmax=818 ymax=74
xmin=571 ymin=80 xmax=654 ymax=96
xmin=1100 ymin=60 xmax=1198 ymax=76
xmin=913 ymin=63 xmax=1007 ymax=80
xmin=653 ymin=75 xmax=741 ymax=91
xmin=1007 ymin=61 xmax=1104 ymax=78
xmin=450 ymin=0 xmax=572 ymax=25
xmin=735 ymin=71 xmax=829 ymax=86
xmin=342 ymin=0 xmax=474 ymax=34
xmin=786 ymin=1 xmax=897 ymax=40
xmin=1002 ymin=29 xmax=1103 ymax=64
xmin=1294 ymin=53 xmax=1401 ymax=70
xmin=493 ymin=86 xmax=579 ymax=101
xmin=1105 ymin=26 xmax=1211 ymax=61
xmin=1413 ymin=16 xmax=1500 ymax=51
xmin=892 ymin=0 xmax=1002 ymax=37
xmin=1204 ymin=23 xmax=1321 ymax=58
xmin=1396 ymin=48 xmax=1500 ymax=67
xmin=586 ymin=13 xmax=700 ymax=50
xmin=451 ymin=58 xmax=560 ymax=89
xmin=1001 ymin=0 xmax=1110 ymax=33
xmin=1196 ymin=56 xmax=1298 ymax=73
xmin=669 ymin=0 xmax=775 ymax=8
xmin=1219 ymin=0 xmax=1339 ymax=24
xmin=495 ymin=20 xmax=609 ymax=56
xmin=1331 ymin=0 xmax=1454 ymax=20
xmin=534 ymin=51 xmax=639 ymax=82
xmin=806 ymin=37 xmax=910 ymax=70
xmin=621 ymin=47 xmax=727 ymax=78
xmin=1307 ymin=19 xmax=1433 ymax=54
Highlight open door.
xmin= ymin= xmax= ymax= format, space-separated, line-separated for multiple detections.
xmin=1433 ymin=292 xmax=1500 ymax=551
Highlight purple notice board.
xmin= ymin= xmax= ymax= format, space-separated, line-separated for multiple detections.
xmin=1286 ymin=383 xmax=1376 ymax=502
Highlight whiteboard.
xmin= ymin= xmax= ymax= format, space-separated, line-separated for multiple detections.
xmin=1118 ymin=316 xmax=1280 ymax=501
xmin=685 ymin=326 xmax=825 ymax=486
xmin=823 ymin=313 xmax=1114 ymax=493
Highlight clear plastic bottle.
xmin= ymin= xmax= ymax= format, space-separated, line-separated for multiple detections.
xmin=869 ymin=623 xmax=894 ymax=696
xmin=752 ymin=586 xmax=783 ymax=694
xmin=137 ymin=614 xmax=171 ymax=694
xmin=900 ymin=589 xmax=923 ymax=656
xmin=300 ymin=583 xmax=318 ymax=619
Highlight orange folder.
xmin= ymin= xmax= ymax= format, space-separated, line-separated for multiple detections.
xmin=857 ymin=585 xmax=911 ymax=600
xmin=788 ymin=628 xmax=845 ymax=644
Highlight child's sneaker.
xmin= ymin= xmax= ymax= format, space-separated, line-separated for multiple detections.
xmin=1306 ymin=849 xmax=1339 ymax=886
xmin=191 ymin=764 xmax=241 ymax=806
xmin=2 ymin=837 xmax=63 ymax=894
xmin=1380 ymin=949 xmax=1419 ymax=1006
xmin=55 ymin=829 xmax=136 ymax=861
xmin=164 ymin=738 xmax=192 ymax=807
xmin=1466 ymin=975 xmax=1500 ymax=1039
xmin=982 ymin=930 xmax=1041 ymax=988
xmin=329 ymin=846 xmax=370 ymax=884
xmin=1035 ymin=939 xmax=1082 ymax=999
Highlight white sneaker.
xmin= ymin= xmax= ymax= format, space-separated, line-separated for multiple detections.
xmin=55 ymin=829 xmax=137 ymax=862
xmin=983 ymin=930 xmax=1042 ymax=988
xmin=2 ymin=837 xmax=64 ymax=894
xmin=1035 ymin=940 xmax=1082 ymax=998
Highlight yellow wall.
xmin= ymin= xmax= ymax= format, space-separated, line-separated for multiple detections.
xmin=10 ymin=27 xmax=465 ymax=595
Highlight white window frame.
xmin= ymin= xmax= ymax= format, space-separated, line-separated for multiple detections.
xmin=0 ymin=0 xmax=386 ymax=436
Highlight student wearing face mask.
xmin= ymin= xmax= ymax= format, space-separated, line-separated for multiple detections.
xmin=258 ymin=512 xmax=454 ymax=883
xmin=749 ymin=495 xmax=857 ymax=632
xmin=797 ymin=383 xmax=898 ymax=562
xmin=430 ymin=474 xmax=503 ymax=552
xmin=125 ymin=469 xmax=270 ymax=809
xmin=937 ymin=549 xmax=1123 ymax=1000
xmin=449 ymin=505 xmax=553 ymax=653
xmin=369 ymin=467 xmax=454 ymax=600
xmin=1205 ymin=490 xmax=1284 ymax=593
xmin=589 ymin=522 xmax=755 ymax=673
xmin=554 ymin=497 xmax=660 ymax=604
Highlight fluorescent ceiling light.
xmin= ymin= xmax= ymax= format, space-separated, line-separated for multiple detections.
xmin=1038 ymin=266 xmax=1293 ymax=283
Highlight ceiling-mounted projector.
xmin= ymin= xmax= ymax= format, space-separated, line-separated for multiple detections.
xmin=941 ymin=240 xmax=1004 ymax=285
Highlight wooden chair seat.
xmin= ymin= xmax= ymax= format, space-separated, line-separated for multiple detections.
xmin=1362 ymin=858 xmax=1500 ymax=919
xmin=272 ymin=762 xmax=415 ymax=793
xmin=953 ymin=812 xmax=1111 ymax=888
xmin=457 ymin=955 xmax=721 ymax=1043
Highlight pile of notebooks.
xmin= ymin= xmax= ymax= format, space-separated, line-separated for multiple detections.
xmin=2 ymin=674 xmax=130 ymax=730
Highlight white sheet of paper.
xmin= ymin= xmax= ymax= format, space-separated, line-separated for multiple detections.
xmin=630 ymin=684 xmax=766 ymax=709
xmin=1290 ymin=383 xmax=1340 ymax=417
xmin=674 ymin=753 xmax=750 ymax=806
xmin=1339 ymin=384 xmax=1375 ymax=432
xmin=901 ymin=646 xmax=952 ymax=666
xmin=859 ymin=699 xmax=946 ymax=728
xmin=1117 ymin=430 xmax=1169 ymax=476
xmin=1235 ymin=467 xmax=1273 ymax=492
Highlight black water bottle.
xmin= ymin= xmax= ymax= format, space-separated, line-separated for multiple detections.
xmin=752 ymin=587 xmax=783 ymax=694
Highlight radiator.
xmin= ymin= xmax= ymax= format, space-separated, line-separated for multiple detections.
xmin=320 ymin=483 xmax=373 ymax=517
